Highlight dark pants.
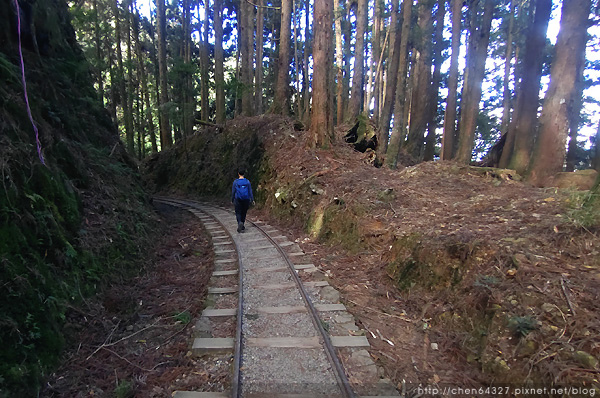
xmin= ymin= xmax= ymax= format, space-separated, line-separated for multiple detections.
xmin=234 ymin=198 xmax=250 ymax=224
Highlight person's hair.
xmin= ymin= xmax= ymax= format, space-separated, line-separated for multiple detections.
xmin=238 ymin=168 xmax=245 ymax=176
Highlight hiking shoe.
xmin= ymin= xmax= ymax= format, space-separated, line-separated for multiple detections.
xmin=241 ymin=223 xmax=245 ymax=231
xmin=237 ymin=222 xmax=243 ymax=233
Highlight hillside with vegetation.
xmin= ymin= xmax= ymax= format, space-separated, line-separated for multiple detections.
xmin=0 ymin=0 xmax=156 ymax=395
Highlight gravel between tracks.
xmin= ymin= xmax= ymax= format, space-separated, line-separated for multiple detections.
xmin=241 ymin=347 xmax=340 ymax=395
xmin=204 ymin=207 xmax=349 ymax=396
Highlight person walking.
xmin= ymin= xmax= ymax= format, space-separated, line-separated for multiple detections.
xmin=231 ymin=168 xmax=254 ymax=233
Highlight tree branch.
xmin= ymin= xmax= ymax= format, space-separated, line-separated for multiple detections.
xmin=245 ymin=0 xmax=280 ymax=10
xmin=560 ymin=277 xmax=576 ymax=316
xmin=194 ymin=119 xmax=223 ymax=129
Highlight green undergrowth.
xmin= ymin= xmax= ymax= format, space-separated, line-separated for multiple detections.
xmin=386 ymin=233 xmax=479 ymax=291
xmin=307 ymin=202 xmax=364 ymax=253
xmin=563 ymin=181 xmax=600 ymax=230
xmin=1 ymin=163 xmax=81 ymax=393
xmin=0 ymin=4 xmax=156 ymax=395
xmin=143 ymin=121 xmax=267 ymax=198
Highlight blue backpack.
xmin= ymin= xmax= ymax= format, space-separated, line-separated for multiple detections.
xmin=236 ymin=181 xmax=251 ymax=201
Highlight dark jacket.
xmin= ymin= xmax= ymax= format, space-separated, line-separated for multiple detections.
xmin=231 ymin=178 xmax=254 ymax=202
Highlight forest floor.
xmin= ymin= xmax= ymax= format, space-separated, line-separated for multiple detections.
xmin=41 ymin=203 xmax=230 ymax=397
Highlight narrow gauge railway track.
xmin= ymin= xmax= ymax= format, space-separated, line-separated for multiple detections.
xmin=154 ymin=197 xmax=394 ymax=398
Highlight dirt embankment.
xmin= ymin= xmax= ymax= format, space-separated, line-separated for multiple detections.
xmin=146 ymin=115 xmax=600 ymax=393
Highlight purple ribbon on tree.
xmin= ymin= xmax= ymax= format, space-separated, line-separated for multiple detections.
xmin=14 ymin=0 xmax=46 ymax=165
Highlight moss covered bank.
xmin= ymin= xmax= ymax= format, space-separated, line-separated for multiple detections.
xmin=1 ymin=1 xmax=156 ymax=395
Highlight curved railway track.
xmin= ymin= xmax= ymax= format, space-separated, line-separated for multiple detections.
xmin=154 ymin=197 xmax=397 ymax=398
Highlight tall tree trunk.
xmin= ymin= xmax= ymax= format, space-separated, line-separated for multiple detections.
xmin=441 ymin=0 xmax=462 ymax=160
xmin=348 ymin=0 xmax=368 ymax=119
xmin=293 ymin=0 xmax=301 ymax=118
xmin=593 ymin=120 xmax=600 ymax=172
xmin=142 ymin=48 xmax=158 ymax=154
xmin=190 ymin=0 xmax=197 ymax=132
xmin=133 ymin=0 xmax=156 ymax=153
xmin=455 ymin=0 xmax=494 ymax=164
xmin=309 ymin=0 xmax=334 ymax=148
xmin=302 ymin=0 xmax=311 ymax=124
xmin=181 ymin=0 xmax=189 ymax=136
xmin=342 ymin=1 xmax=351 ymax=116
xmin=565 ymin=40 xmax=587 ymax=172
xmin=328 ymin=11 xmax=335 ymax=134
xmin=107 ymin=35 xmax=118 ymax=123
xmin=268 ymin=10 xmax=281 ymax=112
xmin=423 ymin=0 xmax=445 ymax=161
xmin=255 ymin=0 xmax=265 ymax=114
xmin=135 ymin=72 xmax=143 ymax=159
xmin=157 ymin=0 xmax=172 ymax=148
xmin=137 ymin=86 xmax=143 ymax=158
xmin=215 ymin=0 xmax=225 ymax=124
xmin=131 ymin=0 xmax=143 ymax=157
xmin=125 ymin=0 xmax=144 ymax=152
xmin=509 ymin=3 xmax=531 ymax=107
xmin=235 ymin=1 xmax=243 ymax=116
xmin=372 ymin=1 xmax=384 ymax=122
xmin=405 ymin=0 xmax=434 ymax=159
xmin=234 ymin=9 xmax=242 ymax=117
xmin=335 ymin=3 xmax=344 ymax=124
xmin=377 ymin=0 xmax=401 ymax=157
xmin=240 ymin=0 xmax=254 ymax=116
xmin=500 ymin=0 xmax=515 ymax=139
xmin=403 ymin=48 xmax=415 ymax=142
xmin=500 ymin=0 xmax=551 ymax=171
xmin=200 ymin=0 xmax=209 ymax=121
xmin=366 ymin=28 xmax=389 ymax=121
xmin=113 ymin=0 xmax=134 ymax=154
xmin=247 ymin=1 xmax=255 ymax=114
xmin=385 ymin=0 xmax=412 ymax=168
xmin=126 ymin=0 xmax=135 ymax=147
xmin=528 ymin=0 xmax=591 ymax=185
xmin=379 ymin=62 xmax=385 ymax=121
xmin=174 ymin=29 xmax=184 ymax=143
xmin=93 ymin=0 xmax=104 ymax=106
xmin=147 ymin=5 xmax=160 ymax=152
xmin=127 ymin=1 xmax=141 ymax=159
xmin=272 ymin=0 xmax=293 ymax=114
xmin=364 ymin=2 xmax=380 ymax=117
xmin=146 ymin=82 xmax=157 ymax=153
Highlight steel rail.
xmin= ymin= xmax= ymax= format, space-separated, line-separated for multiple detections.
xmin=152 ymin=197 xmax=244 ymax=398
xmin=153 ymin=197 xmax=356 ymax=398
xmin=248 ymin=220 xmax=357 ymax=398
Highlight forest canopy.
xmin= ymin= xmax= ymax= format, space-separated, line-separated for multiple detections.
xmin=69 ymin=0 xmax=600 ymax=186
